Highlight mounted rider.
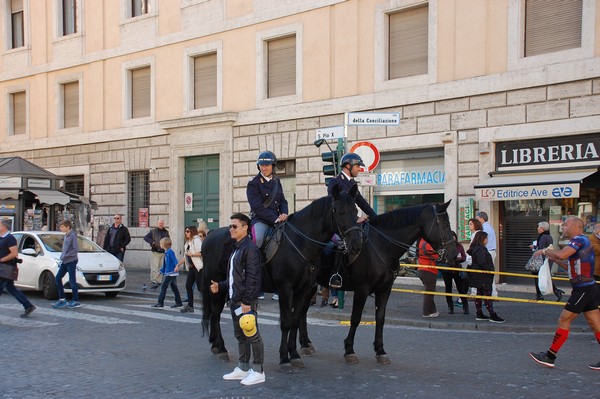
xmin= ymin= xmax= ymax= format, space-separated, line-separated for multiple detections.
xmin=246 ymin=151 xmax=289 ymax=249
xmin=326 ymin=153 xmax=376 ymax=288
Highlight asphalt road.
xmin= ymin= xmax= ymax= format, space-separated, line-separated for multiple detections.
xmin=2 ymin=267 xmax=600 ymax=398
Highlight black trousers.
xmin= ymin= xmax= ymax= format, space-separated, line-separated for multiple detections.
xmin=185 ymin=267 xmax=203 ymax=308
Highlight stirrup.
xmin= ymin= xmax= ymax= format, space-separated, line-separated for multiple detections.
xmin=329 ymin=273 xmax=342 ymax=289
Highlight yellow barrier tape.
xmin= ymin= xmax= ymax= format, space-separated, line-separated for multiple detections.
xmin=390 ymin=287 xmax=565 ymax=306
xmin=398 ymin=262 xmax=597 ymax=283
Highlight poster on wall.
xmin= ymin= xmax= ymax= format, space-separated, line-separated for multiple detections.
xmin=139 ymin=208 xmax=149 ymax=228
xmin=184 ymin=193 xmax=193 ymax=211
xmin=458 ymin=197 xmax=474 ymax=242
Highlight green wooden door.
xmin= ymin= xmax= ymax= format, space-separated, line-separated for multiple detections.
xmin=185 ymin=155 xmax=220 ymax=231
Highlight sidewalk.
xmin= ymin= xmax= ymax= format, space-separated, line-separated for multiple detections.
xmin=122 ymin=265 xmax=593 ymax=334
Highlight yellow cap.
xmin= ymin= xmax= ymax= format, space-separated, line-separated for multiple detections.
xmin=239 ymin=313 xmax=257 ymax=337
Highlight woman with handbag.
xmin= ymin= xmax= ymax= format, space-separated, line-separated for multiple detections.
xmin=529 ymin=222 xmax=564 ymax=301
xmin=179 ymin=225 xmax=204 ymax=313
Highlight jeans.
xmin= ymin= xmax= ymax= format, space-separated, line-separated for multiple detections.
xmin=157 ymin=275 xmax=182 ymax=306
xmin=56 ymin=260 xmax=79 ymax=301
xmin=0 ymin=279 xmax=33 ymax=309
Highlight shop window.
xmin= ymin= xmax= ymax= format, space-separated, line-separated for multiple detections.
xmin=128 ymin=171 xmax=149 ymax=227
xmin=524 ymin=0 xmax=582 ymax=57
xmin=267 ymin=35 xmax=296 ymax=98
xmin=193 ymin=52 xmax=217 ymax=109
xmin=10 ymin=0 xmax=24 ymax=49
xmin=388 ymin=4 xmax=428 ymax=79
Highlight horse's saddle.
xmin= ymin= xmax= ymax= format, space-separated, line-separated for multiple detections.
xmin=261 ymin=223 xmax=285 ymax=264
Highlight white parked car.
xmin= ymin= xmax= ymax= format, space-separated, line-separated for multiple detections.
xmin=12 ymin=231 xmax=126 ymax=299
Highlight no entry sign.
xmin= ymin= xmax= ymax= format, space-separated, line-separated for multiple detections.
xmin=349 ymin=141 xmax=380 ymax=172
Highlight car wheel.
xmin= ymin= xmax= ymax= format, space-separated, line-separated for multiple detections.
xmin=42 ymin=272 xmax=58 ymax=300
xmin=105 ymin=291 xmax=119 ymax=298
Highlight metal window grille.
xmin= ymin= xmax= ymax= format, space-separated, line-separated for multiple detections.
xmin=128 ymin=171 xmax=149 ymax=227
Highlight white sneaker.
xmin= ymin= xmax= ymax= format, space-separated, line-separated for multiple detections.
xmin=271 ymin=294 xmax=279 ymax=300
xmin=422 ymin=312 xmax=439 ymax=318
xmin=241 ymin=370 xmax=265 ymax=386
xmin=223 ymin=367 xmax=249 ymax=381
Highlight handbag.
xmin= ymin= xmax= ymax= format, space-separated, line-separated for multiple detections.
xmin=537 ymin=258 xmax=553 ymax=295
xmin=525 ymin=254 xmax=544 ymax=272
xmin=0 ymin=262 xmax=19 ymax=281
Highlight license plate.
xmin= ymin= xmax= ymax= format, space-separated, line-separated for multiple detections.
xmin=97 ymin=275 xmax=112 ymax=281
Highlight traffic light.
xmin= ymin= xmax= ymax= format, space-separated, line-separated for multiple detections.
xmin=322 ymin=151 xmax=339 ymax=176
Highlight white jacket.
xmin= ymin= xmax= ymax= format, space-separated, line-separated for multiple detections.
xmin=185 ymin=235 xmax=203 ymax=271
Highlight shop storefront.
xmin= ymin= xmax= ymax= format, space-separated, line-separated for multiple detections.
xmin=0 ymin=157 xmax=94 ymax=234
xmin=475 ymin=134 xmax=600 ymax=279
xmin=371 ymin=149 xmax=445 ymax=213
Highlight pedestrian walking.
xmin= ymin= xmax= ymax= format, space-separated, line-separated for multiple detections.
xmin=417 ymin=238 xmax=439 ymax=318
xmin=103 ymin=214 xmax=131 ymax=262
xmin=52 ymin=220 xmax=81 ymax=309
xmin=143 ymin=219 xmax=170 ymax=289
xmin=180 ymin=225 xmax=203 ymax=313
xmin=151 ymin=237 xmax=183 ymax=309
xmin=0 ymin=219 xmax=36 ymax=318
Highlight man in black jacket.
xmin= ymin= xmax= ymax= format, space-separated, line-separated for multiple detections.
xmin=143 ymin=219 xmax=169 ymax=289
xmin=210 ymin=213 xmax=265 ymax=386
xmin=103 ymin=214 xmax=131 ymax=262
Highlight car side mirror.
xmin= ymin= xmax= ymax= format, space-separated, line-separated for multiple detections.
xmin=22 ymin=248 xmax=38 ymax=257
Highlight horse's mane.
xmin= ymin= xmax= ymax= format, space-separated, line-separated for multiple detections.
xmin=370 ymin=203 xmax=430 ymax=230
xmin=285 ymin=195 xmax=330 ymax=223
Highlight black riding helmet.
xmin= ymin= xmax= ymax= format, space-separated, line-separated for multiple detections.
xmin=340 ymin=153 xmax=365 ymax=168
xmin=256 ymin=151 xmax=277 ymax=171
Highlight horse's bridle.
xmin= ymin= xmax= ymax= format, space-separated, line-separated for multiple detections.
xmin=330 ymin=197 xmax=363 ymax=255
xmin=425 ymin=204 xmax=456 ymax=262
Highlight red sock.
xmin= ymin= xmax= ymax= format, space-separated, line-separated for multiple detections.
xmin=595 ymin=331 xmax=600 ymax=345
xmin=549 ymin=328 xmax=569 ymax=354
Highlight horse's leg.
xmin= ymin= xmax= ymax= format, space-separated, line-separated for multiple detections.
xmin=289 ymin=287 xmax=310 ymax=368
xmin=277 ymin=287 xmax=293 ymax=372
xmin=210 ymin=293 xmax=229 ymax=362
xmin=343 ymin=289 xmax=369 ymax=364
xmin=299 ymin=285 xmax=316 ymax=355
xmin=373 ymin=284 xmax=393 ymax=365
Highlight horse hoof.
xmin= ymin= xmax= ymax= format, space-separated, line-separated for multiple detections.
xmin=376 ymin=354 xmax=391 ymax=365
xmin=344 ymin=354 xmax=359 ymax=364
xmin=300 ymin=347 xmax=312 ymax=356
xmin=279 ymin=363 xmax=293 ymax=373
xmin=291 ymin=358 xmax=305 ymax=369
xmin=308 ymin=343 xmax=316 ymax=353
xmin=210 ymin=347 xmax=219 ymax=355
xmin=217 ymin=353 xmax=230 ymax=363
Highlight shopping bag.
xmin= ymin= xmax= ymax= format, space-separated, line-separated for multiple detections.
xmin=525 ymin=254 xmax=544 ymax=272
xmin=537 ymin=258 xmax=553 ymax=295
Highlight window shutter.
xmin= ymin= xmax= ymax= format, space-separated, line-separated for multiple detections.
xmin=13 ymin=92 xmax=26 ymax=135
xmin=388 ymin=5 xmax=429 ymax=80
xmin=132 ymin=67 xmax=151 ymax=118
xmin=63 ymin=82 xmax=79 ymax=128
xmin=525 ymin=0 xmax=582 ymax=57
xmin=194 ymin=53 xmax=217 ymax=109
xmin=267 ymin=35 xmax=296 ymax=98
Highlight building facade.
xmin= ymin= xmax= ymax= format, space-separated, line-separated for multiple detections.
xmin=1 ymin=0 xmax=599 ymax=276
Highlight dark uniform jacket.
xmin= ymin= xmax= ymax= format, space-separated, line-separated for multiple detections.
xmin=217 ymin=235 xmax=262 ymax=306
xmin=327 ymin=172 xmax=376 ymax=218
xmin=143 ymin=227 xmax=170 ymax=253
xmin=246 ymin=173 xmax=288 ymax=225
xmin=103 ymin=224 xmax=131 ymax=255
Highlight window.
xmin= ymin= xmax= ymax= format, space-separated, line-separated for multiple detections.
xmin=388 ymin=4 xmax=428 ymax=79
xmin=61 ymin=0 xmax=77 ymax=36
xmin=524 ymin=0 xmax=582 ymax=57
xmin=10 ymin=0 xmax=24 ymax=49
xmin=131 ymin=67 xmax=150 ymax=119
xmin=131 ymin=0 xmax=148 ymax=18
xmin=64 ymin=175 xmax=84 ymax=196
xmin=193 ymin=53 xmax=217 ymax=109
xmin=62 ymin=81 xmax=79 ymax=129
xmin=10 ymin=91 xmax=26 ymax=135
xmin=267 ymin=35 xmax=296 ymax=98
xmin=128 ymin=171 xmax=149 ymax=227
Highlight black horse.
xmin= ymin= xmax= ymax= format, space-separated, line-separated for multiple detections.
xmin=200 ymin=185 xmax=363 ymax=370
xmin=300 ymin=201 xmax=457 ymax=364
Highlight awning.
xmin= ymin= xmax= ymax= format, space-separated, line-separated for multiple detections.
xmin=475 ymin=169 xmax=596 ymax=201
xmin=0 ymin=190 xmax=19 ymax=199
xmin=26 ymin=189 xmax=70 ymax=205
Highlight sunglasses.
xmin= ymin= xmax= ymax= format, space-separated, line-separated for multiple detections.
xmin=114 ymin=217 xmax=121 ymax=220
xmin=229 ymin=224 xmax=241 ymax=230
xmin=185 ymin=230 xmax=190 ymax=233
